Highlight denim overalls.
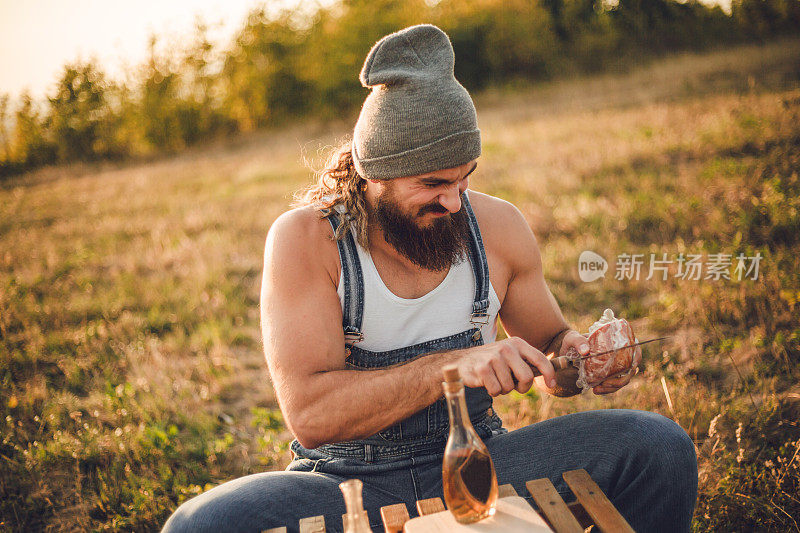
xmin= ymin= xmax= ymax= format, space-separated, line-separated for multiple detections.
xmin=288 ymin=192 xmax=506 ymax=474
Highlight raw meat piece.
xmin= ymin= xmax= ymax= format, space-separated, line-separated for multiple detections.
xmin=568 ymin=309 xmax=639 ymax=389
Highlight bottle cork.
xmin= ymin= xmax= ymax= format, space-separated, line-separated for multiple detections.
xmin=442 ymin=365 xmax=461 ymax=382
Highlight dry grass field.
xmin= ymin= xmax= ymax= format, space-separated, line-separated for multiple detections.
xmin=2 ymin=38 xmax=799 ymax=531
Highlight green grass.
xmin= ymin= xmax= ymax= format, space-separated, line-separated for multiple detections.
xmin=2 ymin=38 xmax=800 ymax=531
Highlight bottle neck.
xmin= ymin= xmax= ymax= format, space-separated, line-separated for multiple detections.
xmin=443 ymin=381 xmax=473 ymax=433
xmin=340 ymin=479 xmax=371 ymax=532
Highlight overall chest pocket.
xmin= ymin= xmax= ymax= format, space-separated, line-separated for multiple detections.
xmin=377 ymin=384 xmax=493 ymax=441
xmin=377 ymin=404 xmax=439 ymax=441
xmin=345 ymin=329 xmax=487 ymax=442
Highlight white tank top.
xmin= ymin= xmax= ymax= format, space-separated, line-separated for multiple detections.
xmin=336 ymin=229 xmax=501 ymax=352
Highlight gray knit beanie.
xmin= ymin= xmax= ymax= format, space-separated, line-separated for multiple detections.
xmin=352 ymin=24 xmax=481 ymax=180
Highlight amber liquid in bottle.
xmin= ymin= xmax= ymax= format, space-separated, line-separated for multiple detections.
xmin=442 ymin=365 xmax=499 ymax=524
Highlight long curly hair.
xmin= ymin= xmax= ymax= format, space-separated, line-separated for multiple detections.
xmin=293 ymin=141 xmax=370 ymax=248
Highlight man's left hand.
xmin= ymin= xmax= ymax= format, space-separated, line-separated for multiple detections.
xmin=591 ymin=343 xmax=642 ymax=395
xmin=558 ymin=331 xmax=642 ymax=395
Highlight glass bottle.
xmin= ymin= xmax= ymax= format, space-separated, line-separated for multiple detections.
xmin=441 ymin=365 xmax=499 ymax=524
xmin=339 ymin=479 xmax=372 ymax=533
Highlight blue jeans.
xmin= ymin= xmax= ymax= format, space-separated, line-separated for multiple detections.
xmin=162 ymin=409 xmax=698 ymax=533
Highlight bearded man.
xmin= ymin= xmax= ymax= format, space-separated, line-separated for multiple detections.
xmin=163 ymin=24 xmax=697 ymax=533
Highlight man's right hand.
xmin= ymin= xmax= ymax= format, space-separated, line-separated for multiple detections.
xmin=454 ymin=337 xmax=557 ymax=396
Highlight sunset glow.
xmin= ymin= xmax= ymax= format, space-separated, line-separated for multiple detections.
xmin=0 ymin=0 xmax=284 ymax=100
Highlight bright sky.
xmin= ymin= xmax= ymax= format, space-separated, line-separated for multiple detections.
xmin=0 ymin=0 xmax=733 ymax=105
xmin=0 ymin=0 xmax=293 ymax=102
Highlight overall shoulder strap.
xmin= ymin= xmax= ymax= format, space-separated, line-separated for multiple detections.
xmin=325 ymin=211 xmax=365 ymax=345
xmin=462 ymin=192 xmax=491 ymax=328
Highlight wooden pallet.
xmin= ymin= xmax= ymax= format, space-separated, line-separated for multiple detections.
xmin=261 ymin=469 xmax=634 ymax=533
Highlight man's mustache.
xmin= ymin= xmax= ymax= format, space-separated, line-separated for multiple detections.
xmin=418 ymin=203 xmax=452 ymax=216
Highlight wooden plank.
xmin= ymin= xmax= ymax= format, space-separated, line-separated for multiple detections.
xmin=498 ymin=483 xmax=518 ymax=498
xmin=562 ymin=469 xmax=634 ymax=533
xmin=298 ymin=514 xmax=326 ymax=533
xmin=526 ymin=478 xmax=583 ymax=533
xmin=566 ymin=501 xmax=594 ymax=529
xmin=380 ymin=503 xmax=410 ymax=533
xmin=261 ymin=528 xmax=287 ymax=533
xmin=404 ymin=496 xmax=553 ymax=532
xmin=416 ymin=497 xmax=445 ymax=516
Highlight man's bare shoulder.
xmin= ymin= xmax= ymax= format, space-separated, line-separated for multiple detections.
xmin=467 ymin=190 xmax=539 ymax=250
xmin=268 ymin=206 xmax=334 ymax=242
xmin=265 ymin=206 xmax=340 ymax=285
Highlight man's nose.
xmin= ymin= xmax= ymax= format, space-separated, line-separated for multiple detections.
xmin=438 ymin=183 xmax=462 ymax=213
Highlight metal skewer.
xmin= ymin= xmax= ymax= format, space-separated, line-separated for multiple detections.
xmin=566 ymin=336 xmax=670 ymax=362
xmin=529 ymin=336 xmax=670 ymax=378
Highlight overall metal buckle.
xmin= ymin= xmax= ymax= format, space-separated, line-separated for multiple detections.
xmin=470 ymin=312 xmax=490 ymax=326
xmin=344 ymin=331 xmax=364 ymax=344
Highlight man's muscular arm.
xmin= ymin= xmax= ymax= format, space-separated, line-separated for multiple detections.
xmin=475 ymin=196 xmax=590 ymax=397
xmin=261 ymin=208 xmax=557 ymax=449
xmin=261 ymin=209 xmax=453 ymax=448
xmin=478 ymin=198 xmax=639 ymax=397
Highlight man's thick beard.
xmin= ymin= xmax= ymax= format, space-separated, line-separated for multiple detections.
xmin=371 ymin=191 xmax=471 ymax=272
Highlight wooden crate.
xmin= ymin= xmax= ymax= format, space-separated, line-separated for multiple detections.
xmin=262 ymin=469 xmax=634 ymax=533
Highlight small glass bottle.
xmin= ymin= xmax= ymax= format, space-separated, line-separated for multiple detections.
xmin=441 ymin=365 xmax=499 ymax=524
xmin=339 ymin=479 xmax=372 ymax=533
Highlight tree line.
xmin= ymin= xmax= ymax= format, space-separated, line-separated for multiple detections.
xmin=1 ymin=0 xmax=798 ymax=178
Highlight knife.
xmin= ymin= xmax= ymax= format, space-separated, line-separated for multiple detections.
xmin=530 ymin=336 xmax=670 ymax=377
